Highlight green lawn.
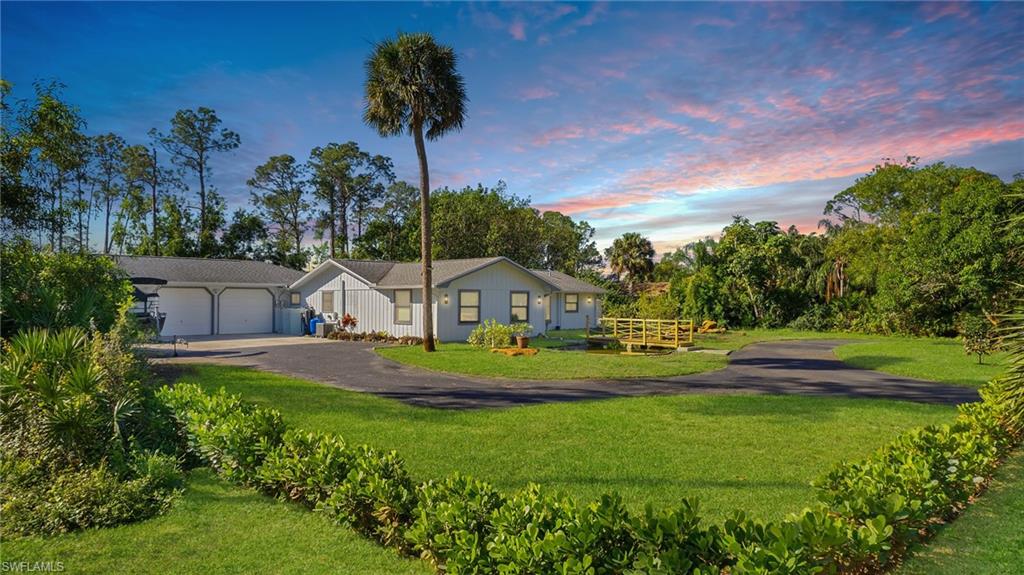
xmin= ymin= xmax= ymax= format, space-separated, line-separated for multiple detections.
xmin=376 ymin=342 xmax=728 ymax=380
xmin=897 ymin=450 xmax=1024 ymax=575
xmin=0 ymin=469 xmax=429 ymax=575
xmin=695 ymin=328 xmax=875 ymax=351
xmin=694 ymin=328 xmax=1002 ymax=387
xmin=173 ymin=364 xmax=952 ymax=521
xmin=834 ymin=338 xmax=1007 ymax=387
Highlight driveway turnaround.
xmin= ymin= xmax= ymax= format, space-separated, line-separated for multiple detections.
xmin=157 ymin=337 xmax=981 ymax=409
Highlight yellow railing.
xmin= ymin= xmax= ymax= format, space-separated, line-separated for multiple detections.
xmin=589 ymin=317 xmax=694 ymax=349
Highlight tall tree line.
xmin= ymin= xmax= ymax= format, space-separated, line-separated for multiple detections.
xmin=0 ymin=77 xmax=601 ymax=278
xmin=600 ymin=158 xmax=1024 ymax=336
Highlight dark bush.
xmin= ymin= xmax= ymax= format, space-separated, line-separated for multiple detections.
xmin=0 ymin=241 xmax=133 ymax=336
xmin=0 ymin=455 xmax=179 ymax=537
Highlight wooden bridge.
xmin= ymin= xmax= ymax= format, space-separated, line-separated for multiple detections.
xmin=587 ymin=317 xmax=695 ymax=350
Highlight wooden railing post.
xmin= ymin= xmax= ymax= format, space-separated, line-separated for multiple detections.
xmin=674 ymin=319 xmax=679 ymax=348
xmin=689 ymin=319 xmax=694 ymax=343
xmin=642 ymin=319 xmax=647 ymax=347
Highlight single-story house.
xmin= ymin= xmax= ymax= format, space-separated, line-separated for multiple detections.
xmin=114 ymin=255 xmax=605 ymax=341
xmin=286 ymin=256 xmax=605 ymax=341
xmin=113 ymin=255 xmax=304 ymax=337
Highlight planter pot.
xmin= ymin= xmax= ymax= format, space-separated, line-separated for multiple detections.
xmin=516 ymin=336 xmax=530 ymax=349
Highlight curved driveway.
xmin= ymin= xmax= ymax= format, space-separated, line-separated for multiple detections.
xmin=159 ymin=337 xmax=980 ymax=409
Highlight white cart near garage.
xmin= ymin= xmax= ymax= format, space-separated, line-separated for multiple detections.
xmin=113 ymin=256 xmax=304 ymax=339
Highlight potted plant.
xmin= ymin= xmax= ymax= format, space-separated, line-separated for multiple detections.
xmin=512 ymin=323 xmax=533 ymax=349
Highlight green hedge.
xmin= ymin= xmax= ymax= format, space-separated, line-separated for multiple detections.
xmin=157 ymin=382 xmax=1022 ymax=575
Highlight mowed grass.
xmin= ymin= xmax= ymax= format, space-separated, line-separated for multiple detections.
xmin=897 ymin=450 xmax=1024 ymax=575
xmin=695 ymin=328 xmax=875 ymax=351
xmin=1 ymin=469 xmax=430 ymax=575
xmin=177 ymin=364 xmax=953 ymax=521
xmin=834 ymin=338 xmax=1007 ymax=387
xmin=376 ymin=342 xmax=728 ymax=380
xmin=694 ymin=328 xmax=1002 ymax=387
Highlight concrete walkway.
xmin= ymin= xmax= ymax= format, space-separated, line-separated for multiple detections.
xmin=156 ymin=336 xmax=981 ymax=409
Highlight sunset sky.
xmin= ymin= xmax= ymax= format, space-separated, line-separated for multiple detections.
xmin=3 ymin=1 xmax=1021 ymax=254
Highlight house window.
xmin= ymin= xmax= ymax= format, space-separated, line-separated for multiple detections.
xmin=394 ymin=289 xmax=412 ymax=325
xmin=565 ymin=293 xmax=579 ymax=313
xmin=321 ymin=290 xmax=334 ymax=313
xmin=459 ymin=290 xmax=480 ymax=324
xmin=290 ymin=292 xmax=301 ymax=306
xmin=510 ymin=291 xmax=529 ymax=322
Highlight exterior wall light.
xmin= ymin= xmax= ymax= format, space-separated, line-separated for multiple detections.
xmin=537 ymin=295 xmax=543 ymax=305
xmin=587 ymin=296 xmax=593 ymax=304
xmin=443 ymin=293 xmax=449 ymax=305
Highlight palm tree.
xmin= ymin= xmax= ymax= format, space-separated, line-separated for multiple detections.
xmin=605 ymin=232 xmax=655 ymax=285
xmin=364 ymin=33 xmax=467 ymax=352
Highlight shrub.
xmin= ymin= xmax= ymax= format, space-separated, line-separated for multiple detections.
xmin=628 ymin=500 xmax=725 ymax=574
xmin=0 ymin=241 xmax=134 ymax=336
xmin=467 ymin=319 xmax=514 ymax=349
xmin=0 ymin=321 xmax=183 ymax=536
xmin=258 ymin=430 xmax=353 ymax=507
xmin=0 ymin=458 xmax=178 ymax=537
xmin=406 ymin=473 xmax=506 ymax=570
xmin=158 ymin=384 xmax=286 ymax=485
xmin=960 ymin=314 xmax=998 ymax=364
xmin=319 ymin=445 xmax=417 ymax=550
xmin=788 ymin=304 xmax=838 ymax=332
xmin=342 ymin=313 xmax=358 ymax=331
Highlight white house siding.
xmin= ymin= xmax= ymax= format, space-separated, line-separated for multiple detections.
xmin=297 ymin=264 xmax=436 ymax=338
xmin=551 ymin=292 xmax=600 ymax=330
xmin=436 ymin=261 xmax=550 ymax=342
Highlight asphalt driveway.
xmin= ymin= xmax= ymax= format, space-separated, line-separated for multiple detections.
xmin=155 ymin=336 xmax=981 ymax=409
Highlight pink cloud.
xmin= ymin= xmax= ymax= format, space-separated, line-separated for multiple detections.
xmin=536 ymin=117 xmax=1024 ymax=216
xmin=913 ymin=90 xmax=944 ymax=102
xmin=921 ymin=2 xmax=974 ymax=23
xmin=887 ymin=26 xmax=911 ymax=39
xmin=519 ymin=86 xmax=558 ymax=101
xmin=671 ymin=101 xmax=723 ymax=123
xmin=509 ymin=19 xmax=526 ymax=41
xmin=532 ymin=123 xmax=587 ymax=146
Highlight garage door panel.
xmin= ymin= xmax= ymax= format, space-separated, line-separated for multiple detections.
xmin=158 ymin=288 xmax=212 ymax=336
xmin=219 ymin=288 xmax=273 ymax=335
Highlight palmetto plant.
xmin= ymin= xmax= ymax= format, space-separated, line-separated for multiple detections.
xmin=0 ymin=327 xmax=143 ymax=467
xmin=994 ymin=291 xmax=1024 ymax=434
xmin=363 ymin=32 xmax=468 ymax=352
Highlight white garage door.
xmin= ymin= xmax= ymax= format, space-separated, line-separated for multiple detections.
xmin=158 ymin=288 xmax=212 ymax=337
xmin=219 ymin=288 xmax=273 ymax=335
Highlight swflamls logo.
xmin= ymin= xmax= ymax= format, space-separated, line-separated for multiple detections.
xmin=0 ymin=562 xmax=65 ymax=572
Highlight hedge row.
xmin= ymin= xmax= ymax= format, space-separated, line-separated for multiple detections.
xmin=158 ymin=383 xmax=1021 ymax=575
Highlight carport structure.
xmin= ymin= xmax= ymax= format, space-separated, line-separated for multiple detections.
xmin=113 ymin=256 xmax=304 ymax=338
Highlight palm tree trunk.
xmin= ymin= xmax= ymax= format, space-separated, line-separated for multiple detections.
xmin=151 ymin=148 xmax=160 ymax=256
xmin=413 ymin=123 xmax=435 ymax=352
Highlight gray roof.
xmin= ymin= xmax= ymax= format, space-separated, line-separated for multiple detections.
xmin=531 ymin=269 xmax=606 ymax=294
xmin=378 ymin=257 xmax=506 ymax=287
xmin=317 ymin=256 xmax=603 ymax=293
xmin=112 ymin=255 xmax=304 ymax=286
xmin=328 ymin=259 xmax=395 ymax=284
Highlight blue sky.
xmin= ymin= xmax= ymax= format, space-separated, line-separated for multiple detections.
xmin=2 ymin=1 xmax=1022 ymax=253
